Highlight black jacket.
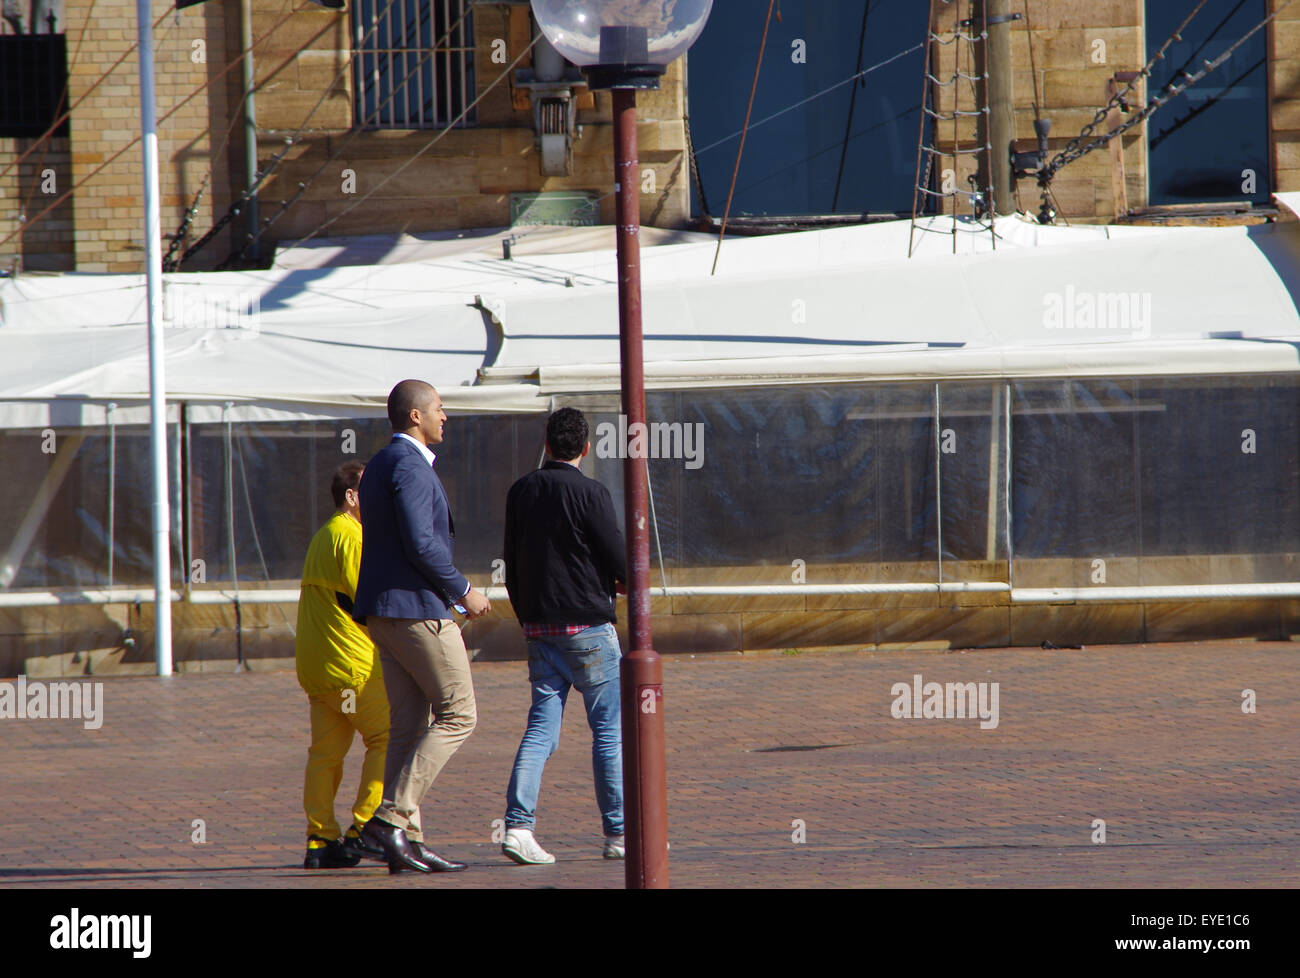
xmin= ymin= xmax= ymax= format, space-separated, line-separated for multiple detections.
xmin=504 ymin=460 xmax=627 ymax=625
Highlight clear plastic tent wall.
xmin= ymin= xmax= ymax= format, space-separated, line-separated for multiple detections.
xmin=1 ymin=379 xmax=1299 ymax=600
xmin=0 ymin=414 xmax=548 ymax=591
xmin=574 ymin=377 xmax=1300 ymax=591
xmin=3 ymin=211 xmax=1300 ymax=614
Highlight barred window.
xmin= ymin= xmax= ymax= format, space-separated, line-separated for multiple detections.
xmin=352 ymin=0 xmax=476 ymax=129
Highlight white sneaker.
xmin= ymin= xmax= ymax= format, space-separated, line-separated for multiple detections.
xmin=502 ymin=828 xmax=555 ymax=865
xmin=603 ymin=835 xmax=625 ymax=860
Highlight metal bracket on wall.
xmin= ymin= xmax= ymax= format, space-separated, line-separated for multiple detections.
xmin=512 ymin=10 xmax=589 ymax=177
xmin=961 ymin=12 xmax=1021 ymax=27
xmin=514 ymin=71 xmax=588 ymax=176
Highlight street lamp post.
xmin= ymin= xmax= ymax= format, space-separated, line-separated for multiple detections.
xmin=529 ymin=0 xmax=713 ymax=890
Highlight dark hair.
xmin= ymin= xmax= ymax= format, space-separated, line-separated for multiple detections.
xmin=387 ymin=379 xmax=434 ymax=431
xmin=546 ymin=407 xmax=589 ymax=461
xmin=331 ymin=461 xmax=365 ymax=508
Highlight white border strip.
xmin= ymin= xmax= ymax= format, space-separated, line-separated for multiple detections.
xmin=6 ymin=580 xmax=1300 ymax=607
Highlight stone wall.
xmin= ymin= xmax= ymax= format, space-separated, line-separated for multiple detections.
xmin=5 ymin=575 xmax=1298 ymax=677
xmin=0 ymin=135 xmax=75 ymax=272
xmin=56 ymin=1 xmax=237 ymax=272
xmin=931 ymin=0 xmax=1300 ymax=223
xmin=6 ymin=1 xmax=1297 ymax=270
xmin=251 ymin=1 xmax=690 ymax=247
xmin=6 ymin=549 xmax=1300 ymax=675
xmin=1272 ymin=0 xmax=1300 ymax=195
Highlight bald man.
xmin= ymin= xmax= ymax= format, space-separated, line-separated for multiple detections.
xmin=352 ymin=380 xmax=491 ymax=874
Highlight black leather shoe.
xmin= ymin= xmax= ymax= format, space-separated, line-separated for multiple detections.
xmin=303 ymin=837 xmax=361 ymax=869
xmin=341 ymin=828 xmax=385 ymax=863
xmin=409 ymin=841 xmax=467 ymax=873
xmin=361 ymin=818 xmax=432 ymax=874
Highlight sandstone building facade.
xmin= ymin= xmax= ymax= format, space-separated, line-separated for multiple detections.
xmin=3 ymin=0 xmax=1298 ymax=274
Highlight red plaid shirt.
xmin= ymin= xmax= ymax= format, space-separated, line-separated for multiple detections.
xmin=522 ymin=622 xmax=588 ymax=639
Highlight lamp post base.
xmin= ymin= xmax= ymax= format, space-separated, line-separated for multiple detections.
xmin=621 ymin=648 xmax=668 ymax=888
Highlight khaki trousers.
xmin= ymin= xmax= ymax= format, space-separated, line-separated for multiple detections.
xmin=367 ymin=617 xmax=476 ymax=839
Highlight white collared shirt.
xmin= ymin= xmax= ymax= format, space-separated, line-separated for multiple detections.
xmin=394 ymin=432 xmax=436 ymax=466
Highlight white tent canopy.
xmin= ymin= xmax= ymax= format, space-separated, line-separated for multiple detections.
xmin=2 ymin=201 xmax=1299 ymax=428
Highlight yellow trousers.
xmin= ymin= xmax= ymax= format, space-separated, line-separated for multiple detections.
xmin=304 ymin=670 xmax=392 ymax=843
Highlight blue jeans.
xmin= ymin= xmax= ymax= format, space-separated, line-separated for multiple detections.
xmin=504 ymin=623 xmax=624 ymax=837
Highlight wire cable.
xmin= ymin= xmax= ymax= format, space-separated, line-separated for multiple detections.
xmin=212 ymin=0 xmax=478 ymax=265
xmin=18 ymin=0 xmax=100 ymax=229
xmin=235 ymin=434 xmax=296 ymax=636
xmin=0 ymin=3 xmax=307 ymax=252
xmin=1041 ymin=0 xmax=1291 ymax=185
xmin=0 ymin=3 xmax=174 ymax=185
xmin=168 ymin=0 xmax=413 ymax=269
xmin=267 ymin=31 xmax=541 ymax=258
xmin=1038 ymin=0 xmax=1215 ymax=181
xmin=711 ymin=0 xmax=776 ymax=276
xmin=1022 ymin=0 xmax=1042 ymax=121
xmin=1147 ymin=54 xmax=1264 ymax=152
xmin=831 ymin=0 xmax=872 ymax=212
xmin=694 ymin=41 xmax=924 ymax=158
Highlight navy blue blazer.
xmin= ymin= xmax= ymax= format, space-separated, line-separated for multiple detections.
xmin=353 ymin=436 xmax=470 ymax=623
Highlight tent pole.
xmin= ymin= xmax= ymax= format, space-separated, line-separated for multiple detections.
xmin=107 ymin=403 xmax=116 ymax=592
xmin=1004 ymin=380 xmax=1014 ymax=590
xmin=138 ymin=0 xmax=173 ymax=677
xmin=223 ymin=405 xmax=245 ymax=670
xmin=934 ymin=382 xmax=943 ymax=588
xmin=985 ymin=384 xmax=1000 ymax=560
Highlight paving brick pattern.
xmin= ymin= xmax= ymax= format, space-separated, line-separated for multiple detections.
xmin=0 ymin=641 xmax=1296 ymax=889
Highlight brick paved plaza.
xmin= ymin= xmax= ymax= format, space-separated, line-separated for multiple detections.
xmin=1 ymin=641 xmax=1296 ymax=889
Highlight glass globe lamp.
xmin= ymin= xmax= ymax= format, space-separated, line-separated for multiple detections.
xmin=530 ymin=0 xmax=713 ymax=89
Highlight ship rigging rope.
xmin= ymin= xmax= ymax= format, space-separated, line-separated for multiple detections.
xmin=0 ymin=2 xmax=306 ymax=252
xmin=221 ymin=0 xmax=477 ymax=266
xmin=1022 ymin=0 xmax=1042 ymax=120
xmin=172 ymin=0 xmax=442 ymax=270
xmin=545 ymin=38 xmax=929 ymax=244
xmin=831 ymin=0 xmax=873 ymax=212
xmin=0 ymin=0 xmax=169 ymax=185
xmin=19 ymin=0 xmax=101 ymax=239
xmin=693 ymin=41 xmax=924 ymax=158
xmin=1038 ymin=0 xmax=1293 ymax=184
xmin=169 ymin=0 xmax=381 ymax=269
xmin=168 ymin=0 xmax=403 ymax=270
xmin=711 ymin=0 xmax=777 ymax=276
xmin=273 ymin=32 xmax=542 ymax=258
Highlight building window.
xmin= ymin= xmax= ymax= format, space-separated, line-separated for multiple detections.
xmin=0 ymin=25 xmax=68 ymax=138
xmin=1145 ymin=0 xmax=1270 ymax=206
xmin=352 ymin=0 xmax=476 ymax=130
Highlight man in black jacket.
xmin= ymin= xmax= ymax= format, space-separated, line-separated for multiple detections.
xmin=500 ymin=407 xmax=627 ymax=865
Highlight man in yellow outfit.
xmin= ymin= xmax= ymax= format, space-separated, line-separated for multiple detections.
xmin=297 ymin=461 xmax=418 ymax=868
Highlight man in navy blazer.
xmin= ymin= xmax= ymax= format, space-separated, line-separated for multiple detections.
xmin=353 ymin=379 xmax=490 ymax=874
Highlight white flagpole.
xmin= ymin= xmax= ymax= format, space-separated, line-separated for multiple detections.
xmin=136 ymin=0 xmax=173 ymax=676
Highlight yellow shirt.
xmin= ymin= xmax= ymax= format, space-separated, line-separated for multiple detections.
xmin=295 ymin=511 xmax=378 ymax=695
